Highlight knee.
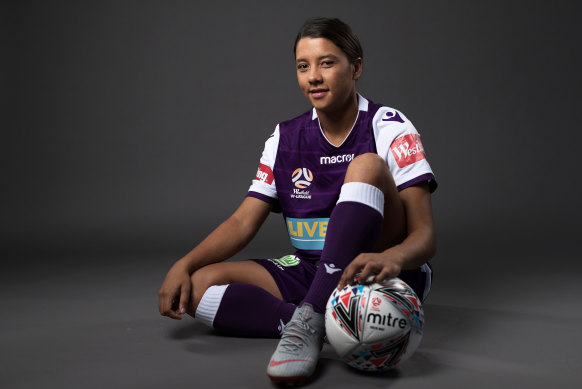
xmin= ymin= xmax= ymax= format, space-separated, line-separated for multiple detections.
xmin=345 ymin=153 xmax=394 ymax=190
xmin=190 ymin=266 xmax=224 ymax=313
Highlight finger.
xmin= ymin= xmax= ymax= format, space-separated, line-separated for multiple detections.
xmin=178 ymin=282 xmax=191 ymax=315
xmin=358 ymin=263 xmax=380 ymax=285
xmin=337 ymin=269 xmax=351 ymax=290
xmin=166 ymin=297 xmax=183 ymax=320
xmin=171 ymin=296 xmax=180 ymax=311
xmin=337 ymin=279 xmax=346 ymax=291
xmin=158 ymin=290 xmax=164 ymax=314
xmin=159 ymin=289 xmax=182 ymax=320
xmin=167 ymin=310 xmax=182 ymax=320
xmin=337 ymin=275 xmax=349 ymax=290
xmin=338 ymin=261 xmax=362 ymax=289
xmin=337 ymin=265 xmax=351 ymax=289
xmin=169 ymin=302 xmax=183 ymax=319
xmin=374 ymin=267 xmax=394 ymax=285
xmin=158 ymin=289 xmax=171 ymax=316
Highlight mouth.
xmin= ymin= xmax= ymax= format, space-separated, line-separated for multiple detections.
xmin=309 ymin=88 xmax=329 ymax=99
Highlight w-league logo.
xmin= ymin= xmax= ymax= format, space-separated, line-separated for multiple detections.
xmin=292 ymin=168 xmax=313 ymax=189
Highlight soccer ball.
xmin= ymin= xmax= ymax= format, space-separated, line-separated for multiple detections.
xmin=325 ymin=278 xmax=424 ymax=371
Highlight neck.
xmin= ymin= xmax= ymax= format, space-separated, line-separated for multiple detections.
xmin=316 ymin=93 xmax=359 ymax=146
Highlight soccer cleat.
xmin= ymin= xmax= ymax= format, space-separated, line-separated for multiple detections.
xmin=267 ymin=303 xmax=325 ymax=384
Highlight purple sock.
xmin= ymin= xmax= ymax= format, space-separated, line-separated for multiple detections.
xmin=201 ymin=283 xmax=295 ymax=338
xmin=302 ymin=182 xmax=384 ymax=313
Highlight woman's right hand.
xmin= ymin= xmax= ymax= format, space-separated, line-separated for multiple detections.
xmin=158 ymin=263 xmax=192 ymax=320
xmin=157 ymin=197 xmax=272 ymax=320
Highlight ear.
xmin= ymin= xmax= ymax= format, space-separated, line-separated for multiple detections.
xmin=352 ymin=58 xmax=363 ymax=81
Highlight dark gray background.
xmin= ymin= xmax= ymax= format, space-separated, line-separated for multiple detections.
xmin=5 ymin=0 xmax=581 ymax=260
xmin=2 ymin=1 xmax=582 ymax=388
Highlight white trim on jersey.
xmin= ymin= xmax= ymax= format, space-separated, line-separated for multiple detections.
xmin=248 ymin=95 xmax=435 ymax=201
xmin=372 ymin=106 xmax=434 ymax=190
xmin=313 ymin=96 xmax=369 ymax=148
xmin=317 ymin=110 xmax=361 ymax=148
xmin=311 ymin=93 xmax=369 ymax=120
xmin=248 ymin=125 xmax=280 ymax=199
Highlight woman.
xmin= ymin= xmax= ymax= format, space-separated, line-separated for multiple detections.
xmin=158 ymin=18 xmax=437 ymax=384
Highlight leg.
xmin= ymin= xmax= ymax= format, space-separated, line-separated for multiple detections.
xmin=190 ymin=260 xmax=296 ymax=337
xmin=302 ymin=153 xmax=404 ymax=312
xmin=268 ymin=153 xmax=401 ymax=382
xmin=190 ymin=259 xmax=282 ymax=312
xmin=344 ymin=152 xmax=406 ymax=251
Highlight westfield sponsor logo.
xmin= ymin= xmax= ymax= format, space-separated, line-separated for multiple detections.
xmin=390 ymin=134 xmax=426 ymax=168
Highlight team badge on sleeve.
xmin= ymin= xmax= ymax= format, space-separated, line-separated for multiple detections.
xmin=390 ymin=134 xmax=426 ymax=168
xmin=255 ymin=163 xmax=274 ymax=184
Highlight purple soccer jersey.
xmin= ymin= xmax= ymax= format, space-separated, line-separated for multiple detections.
xmin=194 ymin=98 xmax=436 ymax=336
xmin=248 ymin=95 xmax=437 ymax=261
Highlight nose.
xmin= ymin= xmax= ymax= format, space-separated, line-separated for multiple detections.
xmin=308 ymin=67 xmax=323 ymax=85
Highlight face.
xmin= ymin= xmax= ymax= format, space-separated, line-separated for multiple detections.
xmin=295 ymin=37 xmax=362 ymax=114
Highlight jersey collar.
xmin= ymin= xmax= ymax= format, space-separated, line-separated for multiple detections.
xmin=311 ymin=94 xmax=369 ymax=120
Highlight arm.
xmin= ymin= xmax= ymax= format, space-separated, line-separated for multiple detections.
xmin=338 ymin=182 xmax=436 ymax=288
xmin=176 ymin=196 xmax=273 ymax=273
xmin=158 ymin=196 xmax=272 ymax=319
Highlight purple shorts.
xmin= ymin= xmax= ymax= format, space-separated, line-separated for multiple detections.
xmin=251 ymin=255 xmax=317 ymax=304
xmin=399 ymin=262 xmax=433 ymax=302
xmin=253 ymin=254 xmax=433 ymax=304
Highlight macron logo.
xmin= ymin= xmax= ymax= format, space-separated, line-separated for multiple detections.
xmin=320 ymin=154 xmax=354 ymax=165
xmin=324 ymin=264 xmax=342 ymax=274
xmin=382 ymin=110 xmax=405 ymax=123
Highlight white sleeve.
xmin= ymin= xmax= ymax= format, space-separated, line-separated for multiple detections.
xmin=248 ymin=125 xmax=280 ymax=199
xmin=373 ymin=107 xmax=435 ymax=190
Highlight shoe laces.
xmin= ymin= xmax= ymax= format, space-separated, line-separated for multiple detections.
xmin=279 ymin=311 xmax=316 ymax=353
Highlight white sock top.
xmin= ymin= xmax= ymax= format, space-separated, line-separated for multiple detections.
xmin=336 ymin=182 xmax=385 ymax=217
xmin=195 ymin=284 xmax=228 ymax=328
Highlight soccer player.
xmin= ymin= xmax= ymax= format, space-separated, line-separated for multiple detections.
xmin=158 ymin=18 xmax=437 ymax=384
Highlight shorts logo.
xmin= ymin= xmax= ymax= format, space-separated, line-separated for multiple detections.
xmin=255 ymin=163 xmax=274 ymax=184
xmin=292 ymin=168 xmax=313 ymax=189
xmin=390 ymin=134 xmax=426 ymax=168
xmin=382 ymin=110 xmax=405 ymax=123
xmin=270 ymin=255 xmax=301 ymax=267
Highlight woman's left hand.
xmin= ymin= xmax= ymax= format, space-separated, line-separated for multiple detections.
xmin=337 ymin=250 xmax=404 ymax=290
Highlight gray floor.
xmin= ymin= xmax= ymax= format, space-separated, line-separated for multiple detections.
xmin=4 ymin=2 xmax=581 ymax=387
xmin=2 ymin=243 xmax=581 ymax=389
